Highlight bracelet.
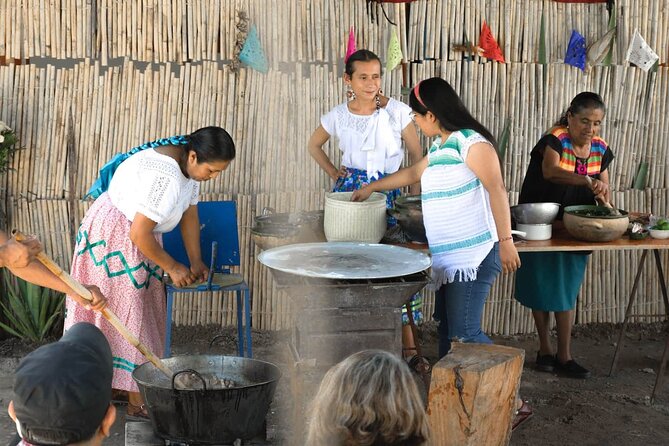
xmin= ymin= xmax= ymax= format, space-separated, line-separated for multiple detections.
xmin=499 ymin=236 xmax=513 ymax=243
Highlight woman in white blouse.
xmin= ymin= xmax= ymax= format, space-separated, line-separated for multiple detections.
xmin=307 ymin=49 xmax=425 ymax=363
xmin=64 ymin=127 xmax=235 ymax=419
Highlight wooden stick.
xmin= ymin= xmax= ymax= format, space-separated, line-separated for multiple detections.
xmin=13 ymin=230 xmax=174 ymax=378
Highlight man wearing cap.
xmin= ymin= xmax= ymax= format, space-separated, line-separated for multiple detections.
xmin=0 ymin=231 xmax=106 ymax=310
xmin=7 ymin=322 xmax=117 ymax=446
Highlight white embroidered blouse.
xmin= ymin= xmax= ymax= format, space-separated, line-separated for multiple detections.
xmin=320 ymin=98 xmax=413 ymax=178
xmin=107 ymin=149 xmax=199 ymax=233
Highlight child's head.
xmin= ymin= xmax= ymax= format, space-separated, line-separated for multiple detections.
xmin=306 ymin=350 xmax=430 ymax=446
xmin=9 ymin=323 xmax=115 ymax=446
xmin=183 ymin=126 xmax=236 ymax=181
xmin=409 ymin=77 xmax=497 ymax=148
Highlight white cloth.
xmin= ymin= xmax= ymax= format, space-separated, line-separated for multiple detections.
xmin=106 ymin=149 xmax=199 ymax=233
xmin=320 ymin=98 xmax=412 ymax=178
xmin=421 ymin=130 xmax=498 ymax=287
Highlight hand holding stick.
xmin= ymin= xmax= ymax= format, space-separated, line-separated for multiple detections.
xmin=12 ymin=230 xmax=174 ymax=378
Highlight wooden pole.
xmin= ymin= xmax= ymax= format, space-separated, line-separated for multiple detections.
xmin=13 ymin=230 xmax=174 ymax=378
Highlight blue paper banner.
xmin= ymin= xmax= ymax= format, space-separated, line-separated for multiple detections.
xmin=565 ymin=29 xmax=586 ymax=71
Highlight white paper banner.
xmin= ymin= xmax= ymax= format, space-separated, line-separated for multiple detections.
xmin=626 ymin=29 xmax=659 ymax=72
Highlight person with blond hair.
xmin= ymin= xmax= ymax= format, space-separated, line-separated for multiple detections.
xmin=306 ymin=350 xmax=429 ymax=446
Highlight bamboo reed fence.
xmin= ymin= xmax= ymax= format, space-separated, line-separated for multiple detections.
xmin=1 ymin=1 xmax=668 ymax=66
xmin=0 ymin=0 xmax=668 ymax=333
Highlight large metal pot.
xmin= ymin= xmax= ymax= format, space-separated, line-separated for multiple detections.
xmin=563 ymin=205 xmax=629 ymax=242
xmin=133 ymin=355 xmax=281 ymax=444
xmin=251 ymin=208 xmax=325 ymax=251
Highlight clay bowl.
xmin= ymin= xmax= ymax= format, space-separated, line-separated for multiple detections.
xmin=563 ymin=205 xmax=629 ymax=242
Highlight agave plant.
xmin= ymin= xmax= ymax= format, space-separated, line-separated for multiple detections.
xmin=0 ymin=269 xmax=64 ymax=341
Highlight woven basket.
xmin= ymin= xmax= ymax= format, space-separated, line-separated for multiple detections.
xmin=324 ymin=192 xmax=387 ymax=243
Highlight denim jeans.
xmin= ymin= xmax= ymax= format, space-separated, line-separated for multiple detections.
xmin=433 ymin=243 xmax=502 ymax=358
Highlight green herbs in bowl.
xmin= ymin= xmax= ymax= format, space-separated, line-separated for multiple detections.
xmin=651 ymin=218 xmax=669 ymax=231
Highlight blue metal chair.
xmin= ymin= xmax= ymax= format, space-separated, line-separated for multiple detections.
xmin=162 ymin=200 xmax=252 ymax=358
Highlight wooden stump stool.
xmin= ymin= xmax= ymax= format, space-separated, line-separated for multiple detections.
xmin=427 ymin=343 xmax=525 ymax=446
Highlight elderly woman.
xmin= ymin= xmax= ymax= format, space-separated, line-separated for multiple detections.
xmin=65 ymin=127 xmax=236 ymax=418
xmin=307 ymin=49 xmax=425 ymax=361
xmin=306 ymin=350 xmax=430 ymax=446
xmin=515 ymin=92 xmax=614 ymax=379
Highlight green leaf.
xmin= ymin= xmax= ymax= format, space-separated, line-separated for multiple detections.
xmin=602 ymin=7 xmax=616 ymax=66
xmin=633 ymin=161 xmax=648 ymax=190
xmin=538 ymin=9 xmax=547 ymax=65
xmin=0 ymin=269 xmax=63 ymax=341
xmin=0 ymin=320 xmax=23 ymax=338
xmin=497 ymin=118 xmax=511 ymax=161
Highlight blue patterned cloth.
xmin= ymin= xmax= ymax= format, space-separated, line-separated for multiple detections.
xmin=84 ymin=135 xmax=188 ymax=200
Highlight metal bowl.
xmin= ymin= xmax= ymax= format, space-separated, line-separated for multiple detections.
xmin=511 ymin=203 xmax=561 ymax=225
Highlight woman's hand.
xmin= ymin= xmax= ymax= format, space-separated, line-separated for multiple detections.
xmin=190 ymin=259 xmax=209 ymax=283
xmin=499 ymin=239 xmax=521 ymax=273
xmin=167 ymin=263 xmax=196 ymax=287
xmin=351 ymin=186 xmax=373 ymax=202
xmin=1 ymin=236 xmax=41 ymax=268
xmin=82 ymin=285 xmax=108 ymax=311
xmin=587 ymin=177 xmax=609 ymax=198
xmin=336 ymin=165 xmax=348 ymax=178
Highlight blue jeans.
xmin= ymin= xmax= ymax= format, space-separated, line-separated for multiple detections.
xmin=433 ymin=243 xmax=502 ymax=358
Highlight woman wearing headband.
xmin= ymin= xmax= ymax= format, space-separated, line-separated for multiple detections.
xmin=65 ymin=127 xmax=235 ymax=419
xmin=352 ymin=77 xmax=519 ymax=358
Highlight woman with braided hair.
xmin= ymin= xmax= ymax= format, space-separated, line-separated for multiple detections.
xmin=64 ymin=126 xmax=235 ymax=419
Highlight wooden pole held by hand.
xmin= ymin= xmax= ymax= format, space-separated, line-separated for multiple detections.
xmin=12 ymin=230 xmax=174 ymax=378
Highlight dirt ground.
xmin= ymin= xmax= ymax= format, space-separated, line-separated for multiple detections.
xmin=1 ymin=321 xmax=668 ymax=445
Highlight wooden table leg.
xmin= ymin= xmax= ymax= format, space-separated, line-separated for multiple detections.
xmin=609 ymin=250 xmax=648 ymax=376
xmin=651 ymin=332 xmax=669 ymax=404
xmin=653 ymin=249 xmax=669 ymax=318
xmin=650 ymin=249 xmax=669 ymax=403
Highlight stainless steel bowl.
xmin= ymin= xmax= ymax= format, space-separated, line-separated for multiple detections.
xmin=511 ymin=203 xmax=561 ymax=224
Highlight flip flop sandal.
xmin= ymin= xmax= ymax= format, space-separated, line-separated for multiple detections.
xmin=126 ymin=403 xmax=150 ymax=421
xmin=512 ymin=401 xmax=533 ymax=431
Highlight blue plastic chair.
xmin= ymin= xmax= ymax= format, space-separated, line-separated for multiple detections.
xmin=162 ymin=200 xmax=252 ymax=358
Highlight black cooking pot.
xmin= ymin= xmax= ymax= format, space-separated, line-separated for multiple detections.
xmin=133 ymin=355 xmax=281 ymax=444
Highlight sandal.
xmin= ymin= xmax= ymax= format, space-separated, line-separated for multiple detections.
xmin=407 ymin=355 xmax=433 ymax=395
xmin=126 ymin=403 xmax=150 ymax=421
xmin=512 ymin=400 xmax=533 ymax=431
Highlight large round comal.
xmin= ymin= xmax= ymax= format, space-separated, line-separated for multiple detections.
xmin=324 ymin=192 xmax=387 ymax=243
xmin=563 ymin=205 xmax=629 ymax=242
xmin=133 ymin=355 xmax=281 ymax=445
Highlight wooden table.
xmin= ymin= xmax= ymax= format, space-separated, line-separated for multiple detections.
xmin=397 ymin=225 xmax=669 ymax=402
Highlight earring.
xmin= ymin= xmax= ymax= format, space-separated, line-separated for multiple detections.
xmin=347 ymin=87 xmax=356 ymax=101
xmin=375 ymin=94 xmax=381 ymax=109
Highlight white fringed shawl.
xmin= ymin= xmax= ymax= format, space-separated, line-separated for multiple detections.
xmin=421 ymin=130 xmax=498 ymax=288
